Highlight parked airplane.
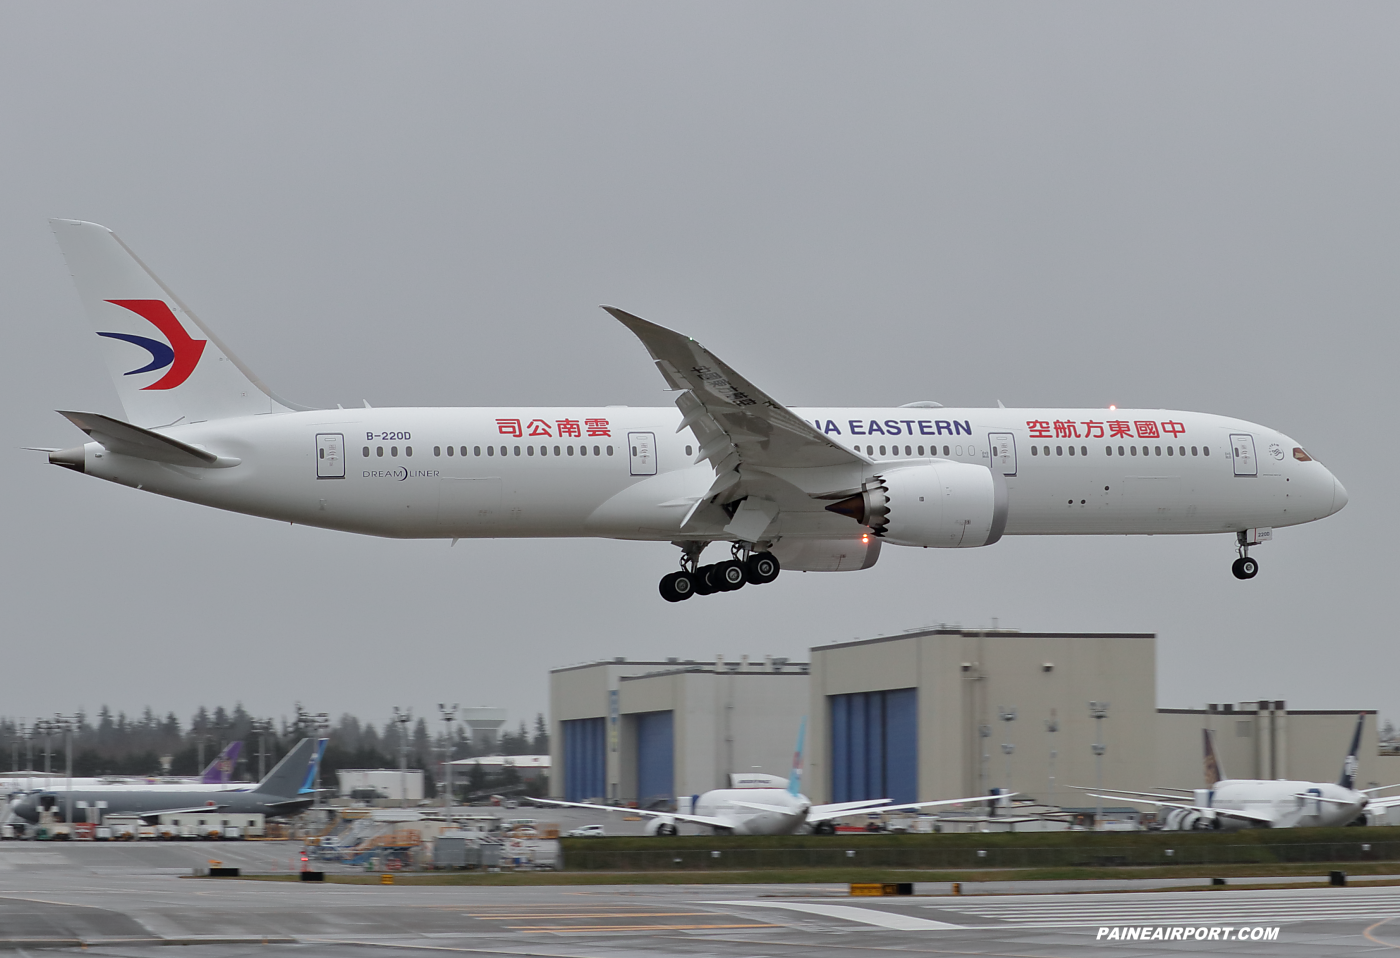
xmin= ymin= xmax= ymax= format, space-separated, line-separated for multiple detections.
xmin=10 ymin=738 xmax=325 ymax=827
xmin=1083 ymin=715 xmax=1400 ymax=830
xmin=39 ymin=221 xmax=1347 ymax=600
xmin=0 ymin=741 xmax=243 ymax=796
xmin=535 ymin=722 xmax=1003 ymax=835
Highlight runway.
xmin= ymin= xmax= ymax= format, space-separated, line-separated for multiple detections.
xmin=3 ymin=841 xmax=1400 ymax=956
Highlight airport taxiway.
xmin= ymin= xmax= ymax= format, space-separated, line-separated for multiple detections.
xmin=3 ymin=840 xmax=1400 ymax=956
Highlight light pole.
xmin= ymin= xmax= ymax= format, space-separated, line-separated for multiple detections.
xmin=1089 ymin=702 xmax=1109 ymax=830
xmin=251 ymin=719 xmax=275 ymax=782
xmin=392 ymin=707 xmax=413 ymax=808
xmin=311 ymin=712 xmax=330 ymax=801
xmin=439 ymin=704 xmax=458 ymax=820
xmin=999 ymin=707 xmax=1017 ymax=801
xmin=53 ymin=715 xmax=78 ymax=832
xmin=1045 ymin=710 xmax=1059 ymax=809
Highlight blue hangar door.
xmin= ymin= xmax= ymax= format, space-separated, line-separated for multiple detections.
xmin=829 ymin=689 xmax=917 ymax=804
xmin=562 ymin=718 xmax=606 ymax=802
xmin=635 ymin=710 xmax=675 ymax=808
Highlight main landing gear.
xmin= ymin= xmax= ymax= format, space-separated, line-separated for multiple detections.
xmin=659 ymin=542 xmax=781 ymax=602
xmin=1232 ymin=531 xmax=1260 ymax=580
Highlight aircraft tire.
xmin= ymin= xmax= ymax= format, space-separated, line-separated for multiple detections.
xmin=812 ymin=821 xmax=836 ymax=835
xmin=659 ymin=572 xmax=695 ymax=603
xmin=716 ymin=560 xmax=746 ymax=591
xmin=745 ymin=552 xmax=780 ymax=584
xmin=694 ymin=565 xmax=718 ymax=595
xmin=1232 ymin=557 xmax=1259 ymax=580
xmin=656 ymin=823 xmax=679 ymax=836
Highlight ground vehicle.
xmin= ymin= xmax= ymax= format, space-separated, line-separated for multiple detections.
xmin=566 ymin=824 xmax=605 ymax=837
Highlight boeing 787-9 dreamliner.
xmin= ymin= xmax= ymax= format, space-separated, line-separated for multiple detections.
xmin=38 ymin=221 xmax=1347 ymax=600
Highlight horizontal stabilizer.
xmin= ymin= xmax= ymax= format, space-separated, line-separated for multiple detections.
xmin=57 ymin=410 xmax=239 ymax=468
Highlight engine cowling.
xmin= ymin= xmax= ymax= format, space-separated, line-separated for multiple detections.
xmin=825 ymin=461 xmax=1007 ymax=548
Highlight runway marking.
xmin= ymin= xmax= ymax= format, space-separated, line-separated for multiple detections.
xmin=507 ymin=923 xmax=782 ymax=932
xmin=925 ymin=890 xmax=1400 ymax=928
xmin=705 ymin=900 xmax=961 ymax=930
xmin=1366 ymin=915 xmax=1400 ymax=948
xmin=470 ymin=912 xmax=712 ymax=919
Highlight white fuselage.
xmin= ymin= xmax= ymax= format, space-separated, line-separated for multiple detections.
xmin=1170 ymin=780 xmax=1366 ymax=831
xmin=691 ymin=787 xmax=810 ymax=835
xmin=64 ymin=405 xmax=1345 ymax=546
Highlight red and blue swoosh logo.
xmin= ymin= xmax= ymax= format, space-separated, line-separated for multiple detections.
xmin=97 ymin=299 xmax=206 ymax=390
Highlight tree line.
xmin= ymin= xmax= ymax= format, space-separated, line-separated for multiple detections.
xmin=0 ymin=704 xmax=549 ymax=788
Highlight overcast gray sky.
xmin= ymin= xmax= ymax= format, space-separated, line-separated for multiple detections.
xmin=3 ymin=2 xmax=1395 ymax=733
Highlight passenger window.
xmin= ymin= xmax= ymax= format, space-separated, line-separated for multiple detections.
xmin=946 ymin=446 xmax=953 ymax=456
xmin=471 ymin=446 xmax=478 ymax=456
xmin=956 ymin=445 xmax=964 ymax=456
xmin=879 ymin=445 xmax=887 ymax=456
xmin=434 ymin=446 xmax=441 ymax=457
xmin=1191 ymin=446 xmax=1198 ymax=456
xmin=406 ymin=446 xmax=412 ymax=457
xmin=362 ymin=446 xmax=369 ymax=457
xmin=487 ymin=446 xmax=494 ymax=456
xmin=514 ymin=445 xmax=521 ymax=456
xmin=867 ymin=445 xmax=874 ymax=455
xmin=593 ymin=445 xmax=601 ymax=456
xmin=1105 ymin=445 xmax=1112 ymax=455
xmin=567 ymin=445 xmax=574 ymax=456
xmin=447 ymin=446 xmax=455 ymax=456
xmin=1179 ymin=446 xmax=1185 ymax=456
xmin=376 ymin=446 xmax=384 ymax=457
xmin=1118 ymin=445 xmax=1125 ymax=456
xmin=917 ymin=445 xmax=925 ymax=456
xmin=391 ymin=447 xmax=398 ymax=457
xmin=1081 ymin=446 xmax=1087 ymax=456
xmin=686 ymin=445 xmax=693 ymax=456
xmin=905 ymin=445 xmax=911 ymax=455
xmin=528 ymin=446 xmax=535 ymax=456
xmin=1130 ymin=446 xmax=1137 ymax=456
xmin=1203 ymin=446 xmax=1210 ymax=456
xmin=1155 ymin=445 xmax=1161 ymax=456
xmin=1068 ymin=445 xmax=1075 ymax=456
xmin=1167 ymin=445 xmax=1173 ymax=456
xmin=1056 ymin=446 xmax=1063 ymax=456
xmin=555 ymin=446 xmax=561 ymax=456
xmin=607 ymin=445 xmax=615 ymax=456
xmin=1031 ymin=446 xmax=1038 ymax=456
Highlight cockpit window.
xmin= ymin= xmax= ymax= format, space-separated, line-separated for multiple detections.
xmin=1293 ymin=447 xmax=1313 ymax=461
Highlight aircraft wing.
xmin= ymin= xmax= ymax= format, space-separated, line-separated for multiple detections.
xmin=808 ymin=793 xmax=1004 ymax=824
xmin=1084 ymin=792 xmax=1276 ymax=825
xmin=531 ymin=797 xmax=733 ymax=830
xmin=1068 ymin=784 xmax=1197 ymax=802
xmin=134 ymin=804 xmax=231 ymax=823
xmin=607 ymin=307 xmax=870 ymax=530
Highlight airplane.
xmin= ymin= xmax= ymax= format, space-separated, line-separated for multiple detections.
xmin=0 ymin=740 xmax=243 ymax=796
xmin=9 ymin=737 xmax=325 ymax=827
xmin=1081 ymin=715 xmax=1400 ymax=830
xmin=534 ymin=721 xmax=1005 ymax=835
xmin=37 ymin=220 xmax=1348 ymax=600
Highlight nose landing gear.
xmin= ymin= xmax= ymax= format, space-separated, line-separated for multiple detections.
xmin=658 ymin=541 xmax=782 ymax=602
xmin=1232 ymin=531 xmax=1260 ymax=580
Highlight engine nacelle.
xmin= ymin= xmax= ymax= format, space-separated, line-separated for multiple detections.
xmin=644 ymin=816 xmax=679 ymax=836
xmin=1162 ymin=807 xmax=1220 ymax=831
xmin=825 ymin=461 xmax=1007 ymax=548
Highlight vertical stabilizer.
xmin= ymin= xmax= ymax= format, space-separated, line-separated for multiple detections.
xmin=1203 ymin=728 xmax=1225 ymax=786
xmin=50 ymin=219 xmax=302 ymax=427
xmin=253 ymin=738 xmax=315 ymax=798
xmin=300 ymin=739 xmax=329 ymax=795
xmin=201 ymin=741 xmax=243 ymax=784
xmin=1339 ymin=713 xmax=1365 ymax=789
xmin=788 ymin=718 xmax=806 ymax=798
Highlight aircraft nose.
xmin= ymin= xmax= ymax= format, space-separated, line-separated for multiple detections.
xmin=1330 ymin=475 xmax=1349 ymax=516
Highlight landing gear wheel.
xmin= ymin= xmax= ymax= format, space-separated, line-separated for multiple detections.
xmin=655 ymin=823 xmax=679 ymax=836
xmin=694 ymin=565 xmax=718 ymax=595
xmin=812 ymin=821 xmax=836 ymax=835
xmin=659 ymin=571 xmax=696 ymax=602
xmin=1231 ymin=556 xmax=1259 ymax=580
xmin=745 ymin=552 xmax=780 ymax=585
xmin=715 ymin=559 xmax=746 ymax=591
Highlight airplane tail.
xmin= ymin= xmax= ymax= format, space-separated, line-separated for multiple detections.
xmin=49 ymin=219 xmax=304 ymax=428
xmin=1203 ymin=728 xmax=1225 ymax=786
xmin=200 ymin=741 xmax=243 ymax=784
xmin=252 ymin=738 xmax=317 ymax=797
xmin=1338 ymin=713 xmax=1365 ymax=789
xmin=300 ymin=739 xmax=329 ymax=795
xmin=788 ymin=718 xmax=806 ymax=798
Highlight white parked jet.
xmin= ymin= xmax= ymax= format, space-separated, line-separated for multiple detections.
xmin=535 ymin=723 xmax=1003 ymax=835
xmin=39 ymin=221 xmax=1347 ymax=599
xmin=1084 ymin=715 xmax=1400 ymax=830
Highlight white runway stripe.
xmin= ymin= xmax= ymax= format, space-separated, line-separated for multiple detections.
xmin=703 ymin=901 xmax=961 ymax=930
xmin=934 ymin=891 xmax=1400 ymax=927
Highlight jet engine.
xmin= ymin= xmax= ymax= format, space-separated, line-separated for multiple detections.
xmin=1162 ymin=807 xmax=1221 ymax=831
xmin=824 ymin=461 xmax=1008 ymax=548
xmin=644 ymin=816 xmax=679 ymax=836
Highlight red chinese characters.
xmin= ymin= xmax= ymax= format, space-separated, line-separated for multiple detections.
xmin=1053 ymin=420 xmax=1080 ymax=439
xmin=556 ymin=419 xmax=582 ymax=438
xmin=1081 ymin=421 xmax=1106 ymax=438
xmin=585 ymin=418 xmax=612 ymax=437
xmin=1161 ymin=421 xmax=1185 ymax=438
xmin=1027 ymin=420 xmax=1053 ymax=438
xmin=1032 ymin=418 xmax=1186 ymax=440
xmin=496 ymin=418 xmax=522 ymax=437
xmin=527 ymin=419 xmax=553 ymax=437
xmin=1108 ymin=421 xmax=1133 ymax=438
xmin=1134 ymin=421 xmax=1160 ymax=439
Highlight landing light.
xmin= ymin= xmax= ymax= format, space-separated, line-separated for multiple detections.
xmin=1108 ymin=404 xmax=1117 ymax=411
xmin=861 ymin=534 xmax=870 ymax=544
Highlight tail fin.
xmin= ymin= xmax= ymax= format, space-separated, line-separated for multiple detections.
xmin=1339 ymin=713 xmax=1365 ymax=789
xmin=253 ymin=738 xmax=316 ymax=798
xmin=49 ymin=219 xmax=304 ymax=427
xmin=1203 ymin=728 xmax=1225 ymax=786
xmin=201 ymin=741 xmax=243 ymax=784
xmin=788 ymin=718 xmax=806 ymax=798
xmin=300 ymin=739 xmax=329 ymax=795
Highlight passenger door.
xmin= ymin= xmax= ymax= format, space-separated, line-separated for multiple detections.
xmin=988 ymin=432 xmax=1017 ymax=476
xmin=315 ymin=433 xmax=345 ymax=479
xmin=1230 ymin=433 xmax=1257 ymax=477
xmin=628 ymin=431 xmax=657 ymax=476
